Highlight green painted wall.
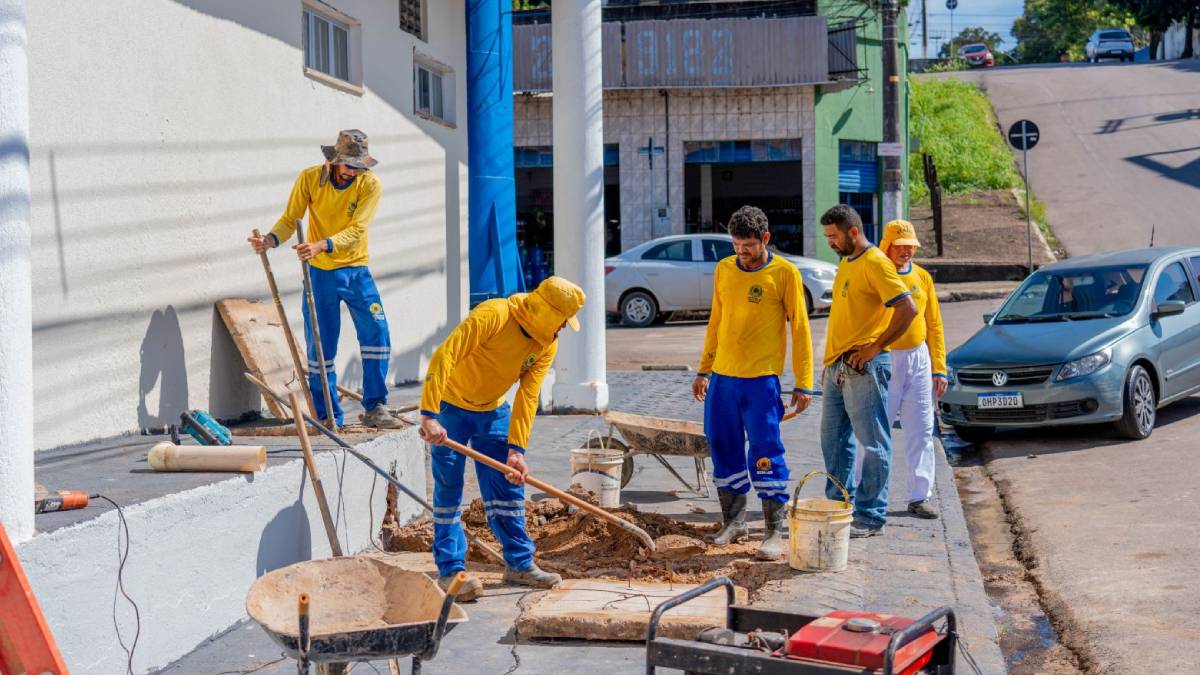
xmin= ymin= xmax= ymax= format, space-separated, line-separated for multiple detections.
xmin=813 ymin=3 xmax=910 ymax=263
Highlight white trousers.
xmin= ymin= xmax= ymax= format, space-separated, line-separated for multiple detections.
xmin=854 ymin=343 xmax=936 ymax=503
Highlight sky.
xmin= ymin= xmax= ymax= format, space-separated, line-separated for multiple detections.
xmin=906 ymin=0 xmax=1026 ymax=57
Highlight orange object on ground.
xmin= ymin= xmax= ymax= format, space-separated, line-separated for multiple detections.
xmin=0 ymin=521 xmax=70 ymax=674
xmin=34 ymin=490 xmax=89 ymax=513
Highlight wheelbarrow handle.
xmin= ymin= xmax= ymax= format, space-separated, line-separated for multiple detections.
xmin=297 ymin=593 xmax=311 ymax=675
xmin=420 ymin=572 xmax=468 ymax=662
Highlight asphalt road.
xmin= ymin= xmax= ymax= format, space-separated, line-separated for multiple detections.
xmin=954 ymin=60 xmax=1200 ymax=256
xmin=614 ymin=297 xmax=1200 ymax=672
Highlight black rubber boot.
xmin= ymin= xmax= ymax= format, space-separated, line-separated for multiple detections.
xmin=756 ymin=499 xmax=788 ymax=561
xmin=705 ymin=491 xmax=749 ymax=545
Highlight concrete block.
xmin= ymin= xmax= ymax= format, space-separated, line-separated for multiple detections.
xmin=17 ymin=430 xmax=426 ymax=674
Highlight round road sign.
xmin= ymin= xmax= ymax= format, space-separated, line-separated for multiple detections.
xmin=946 ymin=0 xmax=958 ymax=10
xmin=1008 ymin=120 xmax=1040 ymax=151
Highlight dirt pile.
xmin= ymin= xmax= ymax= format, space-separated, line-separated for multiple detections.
xmin=382 ymin=497 xmax=795 ymax=591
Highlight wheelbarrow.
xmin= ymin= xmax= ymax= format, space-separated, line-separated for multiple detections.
xmin=585 ymin=410 xmax=711 ymax=498
xmin=246 ymin=556 xmax=468 ymax=674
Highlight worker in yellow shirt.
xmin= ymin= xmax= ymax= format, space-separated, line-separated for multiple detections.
xmin=248 ymin=130 xmax=400 ymax=429
xmin=819 ymin=205 xmax=917 ymax=538
xmin=419 ymin=277 xmax=585 ymax=600
xmin=854 ymin=221 xmax=947 ymax=519
xmin=692 ymin=206 xmax=814 ymax=561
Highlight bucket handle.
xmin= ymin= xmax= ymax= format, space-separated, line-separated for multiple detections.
xmin=581 ymin=429 xmax=608 ymax=470
xmin=788 ymin=471 xmax=851 ymax=518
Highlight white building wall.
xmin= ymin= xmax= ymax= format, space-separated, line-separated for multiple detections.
xmin=515 ymin=86 xmax=816 ymax=251
xmin=1158 ymin=20 xmax=1200 ymax=60
xmin=27 ymin=0 xmax=469 ymax=449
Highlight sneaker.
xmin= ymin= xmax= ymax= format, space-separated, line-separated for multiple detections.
xmin=907 ymin=500 xmax=939 ymax=520
xmin=438 ymin=573 xmax=483 ymax=602
xmin=361 ymin=404 xmax=404 ymax=429
xmin=850 ymin=522 xmax=885 ymax=539
xmin=503 ymin=563 xmax=562 ymax=589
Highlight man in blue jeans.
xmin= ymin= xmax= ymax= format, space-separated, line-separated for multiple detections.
xmin=819 ymin=205 xmax=917 ymax=538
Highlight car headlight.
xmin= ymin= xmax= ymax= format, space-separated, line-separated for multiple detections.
xmin=945 ymin=366 xmax=956 ymax=386
xmin=1056 ymin=349 xmax=1111 ymax=381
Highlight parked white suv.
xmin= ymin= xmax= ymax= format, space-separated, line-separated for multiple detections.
xmin=1086 ymin=29 xmax=1134 ymax=63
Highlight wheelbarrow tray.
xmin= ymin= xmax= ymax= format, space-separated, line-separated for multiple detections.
xmin=605 ymin=410 xmax=707 ymax=457
xmin=246 ymin=556 xmax=467 ymax=663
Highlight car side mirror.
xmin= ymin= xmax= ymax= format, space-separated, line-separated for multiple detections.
xmin=1152 ymin=300 xmax=1186 ymax=319
xmin=983 ymin=312 xmax=996 ymax=324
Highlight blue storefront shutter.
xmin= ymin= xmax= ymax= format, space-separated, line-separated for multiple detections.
xmin=837 ymin=140 xmax=879 ymax=193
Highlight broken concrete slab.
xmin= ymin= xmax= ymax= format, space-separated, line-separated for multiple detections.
xmin=516 ymin=579 xmax=747 ymax=641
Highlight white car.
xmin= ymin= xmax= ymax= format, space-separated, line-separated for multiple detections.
xmin=1086 ymin=29 xmax=1134 ymax=63
xmin=604 ymin=234 xmax=837 ymax=327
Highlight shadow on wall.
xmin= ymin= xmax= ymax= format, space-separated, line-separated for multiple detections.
xmin=138 ymin=306 xmax=189 ymax=430
xmin=256 ymin=477 xmax=314 ymax=576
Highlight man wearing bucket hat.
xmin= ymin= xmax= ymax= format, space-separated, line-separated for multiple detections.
xmin=691 ymin=205 xmax=815 ymax=562
xmin=819 ymin=205 xmax=917 ymax=539
xmin=248 ymin=129 xmax=401 ymax=430
xmin=419 ymin=276 xmax=585 ymax=600
xmin=854 ymin=220 xmax=947 ymax=519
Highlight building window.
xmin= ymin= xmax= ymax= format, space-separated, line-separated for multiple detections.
xmin=400 ymin=0 xmax=426 ymax=41
xmin=302 ymin=2 xmax=362 ymax=92
xmin=414 ymin=53 xmax=456 ymax=126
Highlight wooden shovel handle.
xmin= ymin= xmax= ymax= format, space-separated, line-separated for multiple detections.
xmin=424 ymin=431 xmax=657 ymax=552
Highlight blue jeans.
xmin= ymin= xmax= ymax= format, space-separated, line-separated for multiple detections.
xmin=430 ymin=402 xmax=536 ymax=576
xmin=820 ymin=352 xmax=893 ymax=528
xmin=703 ymin=374 xmax=790 ymax=503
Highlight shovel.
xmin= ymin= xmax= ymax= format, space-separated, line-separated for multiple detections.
xmin=423 ymin=432 xmax=659 ymax=554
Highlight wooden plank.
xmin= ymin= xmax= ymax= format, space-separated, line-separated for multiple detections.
xmin=217 ymin=298 xmax=306 ymax=420
xmin=516 ymin=579 xmax=747 ymax=641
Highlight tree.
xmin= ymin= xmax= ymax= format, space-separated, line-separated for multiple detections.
xmin=940 ymin=26 xmax=1003 ymax=58
xmin=1011 ymin=0 xmax=1137 ymax=63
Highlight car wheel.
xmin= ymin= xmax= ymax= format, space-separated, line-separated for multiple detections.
xmin=804 ymin=288 xmax=815 ymax=317
xmin=953 ymin=425 xmax=994 ymax=444
xmin=1115 ymin=365 xmax=1156 ymax=440
xmin=620 ymin=290 xmax=659 ymax=328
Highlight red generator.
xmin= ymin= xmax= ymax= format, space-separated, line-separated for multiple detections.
xmin=646 ymin=578 xmax=958 ymax=675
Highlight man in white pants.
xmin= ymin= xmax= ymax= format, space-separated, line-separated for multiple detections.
xmin=855 ymin=220 xmax=947 ymax=518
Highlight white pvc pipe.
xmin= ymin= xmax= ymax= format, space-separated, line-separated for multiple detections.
xmin=147 ymin=443 xmax=267 ymax=473
xmin=551 ymin=0 xmax=608 ymax=412
xmin=0 ymin=0 xmax=33 ymax=543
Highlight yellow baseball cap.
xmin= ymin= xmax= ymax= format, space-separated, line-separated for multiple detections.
xmin=881 ymin=219 xmax=921 ymax=251
xmin=535 ymin=276 xmax=586 ymax=331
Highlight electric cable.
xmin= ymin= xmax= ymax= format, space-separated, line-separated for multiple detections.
xmin=93 ymin=494 xmax=141 ymax=675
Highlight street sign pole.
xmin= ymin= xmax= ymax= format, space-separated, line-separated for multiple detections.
xmin=1023 ymin=144 xmax=1032 ymax=274
xmin=1007 ymin=119 xmax=1040 ymax=274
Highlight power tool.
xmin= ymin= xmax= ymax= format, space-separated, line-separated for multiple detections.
xmin=179 ymin=409 xmax=232 ymax=446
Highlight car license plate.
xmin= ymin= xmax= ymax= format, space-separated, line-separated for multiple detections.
xmin=1108 ymin=50 xmax=1122 ymax=54
xmin=978 ymin=392 xmax=1023 ymax=409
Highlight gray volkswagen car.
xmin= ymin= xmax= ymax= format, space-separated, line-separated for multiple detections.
xmin=941 ymin=248 xmax=1200 ymax=441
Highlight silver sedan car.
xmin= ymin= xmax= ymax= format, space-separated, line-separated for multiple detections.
xmin=604 ymin=234 xmax=837 ymax=327
xmin=941 ymin=247 xmax=1200 ymax=441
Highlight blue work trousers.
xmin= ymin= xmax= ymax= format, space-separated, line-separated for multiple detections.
xmin=820 ymin=352 xmax=893 ymax=528
xmin=430 ymin=402 xmax=536 ymax=576
xmin=703 ymin=374 xmax=790 ymax=504
xmin=302 ymin=266 xmax=391 ymax=425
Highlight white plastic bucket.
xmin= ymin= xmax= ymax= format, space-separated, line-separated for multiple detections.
xmin=569 ymin=446 xmax=624 ymax=508
xmin=786 ymin=471 xmax=854 ymax=572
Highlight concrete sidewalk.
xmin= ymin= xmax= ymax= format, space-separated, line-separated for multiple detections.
xmin=161 ymin=372 xmax=1003 ymax=674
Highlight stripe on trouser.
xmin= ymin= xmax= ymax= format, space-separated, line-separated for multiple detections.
xmin=433 ymin=516 xmax=459 ymax=525
xmin=433 ymin=506 xmax=460 ymax=514
xmin=757 ymin=489 xmax=789 ymax=498
xmin=362 ymin=353 xmax=388 ymax=360
xmin=484 ymin=500 xmax=524 ymax=508
xmin=485 ymin=508 xmax=525 ymax=518
xmin=713 ymin=471 xmax=749 ymax=488
xmin=361 ymin=346 xmax=390 ymax=352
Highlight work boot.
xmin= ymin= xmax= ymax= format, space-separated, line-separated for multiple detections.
xmin=907 ymin=500 xmax=939 ymax=520
xmin=756 ymin=499 xmax=788 ymax=561
xmin=361 ymin=404 xmax=404 ymax=429
xmin=503 ymin=563 xmax=562 ymax=589
xmin=850 ymin=521 xmax=885 ymax=539
xmin=438 ymin=573 xmax=483 ymax=602
xmin=705 ymin=491 xmax=750 ymax=546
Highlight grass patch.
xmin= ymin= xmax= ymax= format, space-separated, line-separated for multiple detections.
xmin=909 ymin=78 xmax=1022 ymax=203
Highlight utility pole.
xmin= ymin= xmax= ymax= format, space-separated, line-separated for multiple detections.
xmin=921 ymin=0 xmax=928 ymax=59
xmin=881 ymin=0 xmax=903 ymax=225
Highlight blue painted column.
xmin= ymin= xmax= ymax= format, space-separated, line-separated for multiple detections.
xmin=466 ymin=0 xmax=523 ymax=304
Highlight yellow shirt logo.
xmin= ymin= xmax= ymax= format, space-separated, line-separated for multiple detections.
xmin=347 ymin=201 xmax=358 ymax=217
xmin=748 ymin=284 xmax=764 ymax=304
xmin=840 ymin=280 xmax=850 ymax=298
xmin=909 ymin=283 xmax=921 ymax=300
xmin=521 ymin=353 xmax=537 ymax=373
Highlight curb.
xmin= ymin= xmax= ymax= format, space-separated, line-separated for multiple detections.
xmin=937 ymin=288 xmax=1014 ymax=303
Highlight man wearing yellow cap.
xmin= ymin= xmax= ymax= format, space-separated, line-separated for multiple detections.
xmin=419 ymin=276 xmax=585 ymax=600
xmin=855 ymin=221 xmax=947 ymax=519
xmin=819 ymin=205 xmax=917 ymax=538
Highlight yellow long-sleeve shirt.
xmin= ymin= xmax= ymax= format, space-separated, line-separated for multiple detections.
xmin=891 ymin=262 xmax=948 ymax=376
xmin=420 ymin=296 xmax=559 ymax=453
xmin=823 ymin=246 xmax=913 ymax=367
xmin=698 ymin=254 xmax=815 ymax=393
xmin=269 ymin=165 xmax=381 ymax=271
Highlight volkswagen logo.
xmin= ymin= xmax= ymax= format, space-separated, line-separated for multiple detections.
xmin=992 ymin=370 xmax=1008 ymax=387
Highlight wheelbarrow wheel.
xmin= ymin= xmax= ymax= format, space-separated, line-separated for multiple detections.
xmin=583 ymin=436 xmax=634 ymax=488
